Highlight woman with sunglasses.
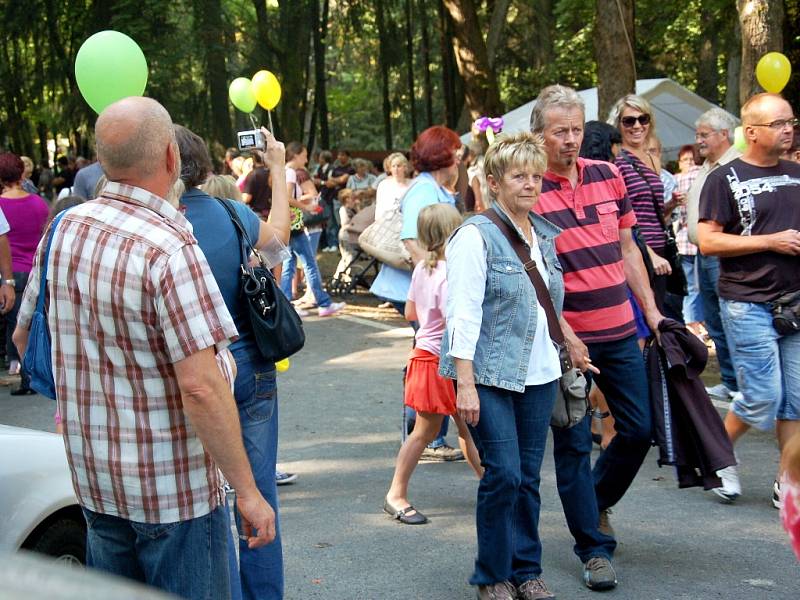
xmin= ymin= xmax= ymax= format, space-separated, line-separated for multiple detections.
xmin=608 ymin=95 xmax=671 ymax=312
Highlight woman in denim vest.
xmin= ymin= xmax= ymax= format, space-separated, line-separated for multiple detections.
xmin=440 ymin=132 xmax=564 ymax=600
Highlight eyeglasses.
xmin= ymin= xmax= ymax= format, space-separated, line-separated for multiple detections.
xmin=620 ymin=114 xmax=651 ymax=128
xmin=750 ymin=118 xmax=799 ymax=130
xmin=694 ymin=130 xmax=721 ymax=141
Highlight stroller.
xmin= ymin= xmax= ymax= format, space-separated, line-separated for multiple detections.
xmin=328 ymin=202 xmax=380 ymax=296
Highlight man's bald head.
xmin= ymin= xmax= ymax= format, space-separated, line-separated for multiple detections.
xmin=95 ymin=97 xmax=176 ymax=181
xmin=741 ymin=93 xmax=789 ymax=126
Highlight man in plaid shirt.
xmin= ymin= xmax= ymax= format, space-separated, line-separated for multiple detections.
xmin=14 ymin=97 xmax=274 ymax=599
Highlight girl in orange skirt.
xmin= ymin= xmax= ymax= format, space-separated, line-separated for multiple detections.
xmin=384 ymin=204 xmax=482 ymax=525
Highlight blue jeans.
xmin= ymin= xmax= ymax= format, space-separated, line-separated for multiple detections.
xmin=280 ymin=231 xmax=331 ymax=307
xmin=697 ymin=254 xmax=737 ymax=391
xmin=323 ymin=197 xmax=341 ymax=247
xmin=230 ymin=346 xmax=283 ymax=600
xmin=551 ymin=415 xmax=616 ymax=563
xmin=720 ymin=299 xmax=800 ymax=430
xmin=681 ymin=255 xmax=703 ymax=323
xmin=83 ymin=505 xmax=231 ymax=599
xmin=586 ymin=335 xmax=651 ymax=511
xmin=467 ymin=381 xmax=556 ymax=586
xmin=307 ymin=229 xmax=322 ymax=255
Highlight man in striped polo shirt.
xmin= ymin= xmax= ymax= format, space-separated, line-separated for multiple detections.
xmin=531 ymin=85 xmax=663 ymax=592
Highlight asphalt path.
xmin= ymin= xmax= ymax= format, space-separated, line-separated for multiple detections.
xmin=2 ymin=311 xmax=798 ymax=599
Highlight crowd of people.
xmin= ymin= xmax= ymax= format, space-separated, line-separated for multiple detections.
xmin=2 ymin=82 xmax=800 ymax=600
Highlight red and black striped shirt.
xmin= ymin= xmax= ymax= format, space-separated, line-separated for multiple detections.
xmin=534 ymin=158 xmax=637 ymax=343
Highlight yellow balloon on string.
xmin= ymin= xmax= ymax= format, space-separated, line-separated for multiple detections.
xmin=756 ymin=52 xmax=791 ymax=93
xmin=252 ymin=70 xmax=282 ymax=110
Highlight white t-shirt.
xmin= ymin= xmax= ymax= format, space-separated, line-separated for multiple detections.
xmin=375 ymin=177 xmax=411 ymax=221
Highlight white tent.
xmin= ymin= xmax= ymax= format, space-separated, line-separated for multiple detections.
xmin=462 ymin=78 xmax=739 ymax=159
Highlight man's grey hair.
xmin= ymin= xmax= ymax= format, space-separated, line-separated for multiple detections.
xmin=530 ymin=85 xmax=585 ymax=133
xmin=96 ymin=98 xmax=176 ymax=179
xmin=695 ymin=107 xmax=737 ymax=142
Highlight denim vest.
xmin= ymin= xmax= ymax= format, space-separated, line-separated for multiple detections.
xmin=439 ymin=207 xmax=564 ymax=392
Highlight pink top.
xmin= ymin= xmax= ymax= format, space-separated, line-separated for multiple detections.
xmin=0 ymin=193 xmax=50 ymax=272
xmin=407 ymin=260 xmax=447 ymax=356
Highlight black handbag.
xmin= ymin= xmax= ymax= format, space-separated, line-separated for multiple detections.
xmin=772 ymin=291 xmax=800 ymax=336
xmin=621 ymin=151 xmax=687 ymax=296
xmin=216 ymin=198 xmax=305 ymax=362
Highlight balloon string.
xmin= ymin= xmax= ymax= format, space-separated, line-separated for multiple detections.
xmin=267 ymin=110 xmax=274 ymax=133
xmin=248 ymin=113 xmax=258 ymax=131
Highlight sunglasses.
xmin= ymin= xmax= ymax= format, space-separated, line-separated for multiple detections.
xmin=621 ymin=114 xmax=651 ymax=128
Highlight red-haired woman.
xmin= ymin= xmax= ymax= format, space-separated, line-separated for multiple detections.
xmin=0 ymin=152 xmax=49 ymax=393
xmin=370 ymin=125 xmax=464 ymax=457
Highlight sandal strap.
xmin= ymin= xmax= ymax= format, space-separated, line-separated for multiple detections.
xmin=394 ymin=505 xmax=416 ymax=519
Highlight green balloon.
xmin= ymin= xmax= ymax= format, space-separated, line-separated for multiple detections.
xmin=229 ymin=77 xmax=257 ymax=113
xmin=75 ymin=31 xmax=148 ymax=114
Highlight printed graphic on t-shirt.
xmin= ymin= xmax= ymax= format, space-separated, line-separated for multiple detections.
xmin=725 ymin=167 xmax=800 ymax=235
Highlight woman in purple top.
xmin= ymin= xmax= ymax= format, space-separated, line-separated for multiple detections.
xmin=609 ymin=95 xmax=672 ymax=311
xmin=0 ymin=152 xmax=50 ymax=393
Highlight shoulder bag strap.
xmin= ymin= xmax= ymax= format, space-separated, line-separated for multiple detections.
xmin=215 ymin=197 xmax=254 ymax=268
xmin=620 ymin=150 xmax=672 ymax=237
xmin=34 ymin=209 xmax=69 ymax=315
xmin=483 ymin=208 xmax=565 ymax=347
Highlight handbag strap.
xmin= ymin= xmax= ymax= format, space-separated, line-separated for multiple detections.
xmin=620 ymin=150 xmax=673 ymax=238
xmin=483 ymin=208 xmax=565 ymax=347
xmin=215 ymin=197 xmax=259 ymax=269
xmin=34 ymin=209 xmax=69 ymax=315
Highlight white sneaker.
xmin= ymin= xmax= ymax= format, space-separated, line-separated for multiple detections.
xmin=713 ymin=464 xmax=741 ymax=503
xmin=705 ymin=383 xmax=733 ymax=400
xmin=773 ymin=479 xmax=782 ymax=510
xmin=318 ymin=302 xmax=345 ymax=317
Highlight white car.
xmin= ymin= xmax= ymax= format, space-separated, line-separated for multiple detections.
xmin=0 ymin=425 xmax=85 ymax=565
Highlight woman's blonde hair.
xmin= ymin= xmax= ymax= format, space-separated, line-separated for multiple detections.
xmin=607 ymin=94 xmax=657 ymax=133
xmin=201 ymin=174 xmax=242 ymax=201
xmin=482 ymin=131 xmax=547 ymax=188
xmin=386 ymin=152 xmax=411 ymax=177
xmin=417 ymin=203 xmax=463 ymax=272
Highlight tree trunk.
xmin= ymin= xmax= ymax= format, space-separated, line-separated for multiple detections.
xmin=441 ymin=0 xmax=503 ymax=121
xmin=737 ymin=0 xmax=784 ymax=103
xmin=528 ymin=0 xmax=555 ymax=70
xmin=276 ymin=0 xmax=314 ymax=141
xmin=594 ymin=0 xmax=636 ymax=121
xmin=725 ymin=19 xmax=742 ymax=114
xmin=418 ymin=0 xmax=434 ymax=128
xmin=375 ymin=0 xmax=394 ymax=148
xmin=404 ymin=0 xmax=418 ymax=140
xmin=313 ymin=0 xmax=330 ymax=149
xmin=438 ymin=0 xmax=458 ymax=128
xmin=485 ymin=0 xmax=512 ymax=69
xmin=696 ymin=4 xmax=721 ymax=103
xmin=194 ymin=0 xmax=233 ymax=148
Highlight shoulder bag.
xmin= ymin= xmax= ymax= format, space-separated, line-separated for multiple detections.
xmin=216 ymin=199 xmax=305 ymax=362
xmin=620 ymin=151 xmax=687 ymax=296
xmin=22 ymin=210 xmax=70 ymax=399
xmin=484 ymin=209 xmax=589 ymax=429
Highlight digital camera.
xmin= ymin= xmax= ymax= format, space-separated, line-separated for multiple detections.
xmin=237 ymin=129 xmax=266 ymax=152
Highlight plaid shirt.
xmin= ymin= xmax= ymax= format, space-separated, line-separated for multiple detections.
xmin=674 ymin=166 xmax=701 ymax=255
xmin=18 ymin=182 xmax=238 ymax=524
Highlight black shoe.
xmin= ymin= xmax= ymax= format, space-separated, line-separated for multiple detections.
xmin=10 ymin=387 xmax=36 ymax=396
xmin=383 ymin=498 xmax=428 ymax=525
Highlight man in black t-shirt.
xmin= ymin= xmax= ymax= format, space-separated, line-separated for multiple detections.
xmin=698 ymin=93 xmax=800 ymax=507
xmin=242 ymin=150 xmax=272 ymax=219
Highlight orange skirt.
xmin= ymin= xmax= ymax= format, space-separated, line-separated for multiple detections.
xmin=404 ymin=347 xmax=456 ymax=416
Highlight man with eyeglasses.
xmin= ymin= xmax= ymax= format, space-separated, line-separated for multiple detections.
xmin=686 ymin=108 xmax=742 ymax=408
xmin=697 ymin=93 xmax=800 ymax=508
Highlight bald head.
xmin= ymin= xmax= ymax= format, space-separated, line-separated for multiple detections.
xmin=96 ymin=97 xmax=177 ymax=182
xmin=741 ymin=93 xmax=789 ymax=126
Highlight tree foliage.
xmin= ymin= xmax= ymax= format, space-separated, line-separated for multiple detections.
xmin=0 ymin=0 xmax=796 ymax=162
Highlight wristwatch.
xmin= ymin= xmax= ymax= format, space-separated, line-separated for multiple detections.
xmin=2 ymin=279 xmax=14 ymax=287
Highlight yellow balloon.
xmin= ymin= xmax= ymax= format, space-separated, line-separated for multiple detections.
xmin=252 ymin=70 xmax=282 ymax=110
xmin=756 ymin=52 xmax=791 ymax=93
xmin=275 ymin=358 xmax=290 ymax=372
